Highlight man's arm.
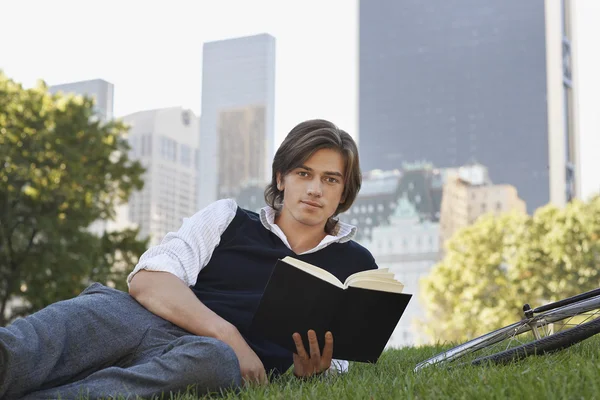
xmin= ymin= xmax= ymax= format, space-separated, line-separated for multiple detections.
xmin=129 ymin=270 xmax=267 ymax=384
xmin=129 ymin=270 xmax=230 ymax=339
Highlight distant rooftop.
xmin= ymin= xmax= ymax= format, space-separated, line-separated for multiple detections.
xmin=360 ymin=172 xmax=403 ymax=197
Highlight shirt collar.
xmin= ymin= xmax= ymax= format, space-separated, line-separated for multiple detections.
xmin=259 ymin=206 xmax=357 ymax=244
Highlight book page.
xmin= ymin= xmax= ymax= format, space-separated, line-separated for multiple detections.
xmin=281 ymin=256 xmax=344 ymax=288
xmin=343 ymin=268 xmax=395 ymax=286
xmin=348 ymin=278 xmax=405 ymax=294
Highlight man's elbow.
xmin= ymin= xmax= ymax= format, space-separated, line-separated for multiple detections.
xmin=128 ymin=270 xmax=151 ymax=302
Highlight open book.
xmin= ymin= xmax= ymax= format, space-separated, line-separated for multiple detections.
xmin=249 ymin=256 xmax=412 ymax=363
xmin=285 ymin=256 xmax=406 ymax=293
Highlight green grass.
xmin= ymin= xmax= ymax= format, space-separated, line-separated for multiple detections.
xmin=93 ymin=336 xmax=600 ymax=399
xmin=186 ymin=335 xmax=600 ymax=400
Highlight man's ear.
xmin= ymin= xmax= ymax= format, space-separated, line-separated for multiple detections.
xmin=276 ymin=172 xmax=284 ymax=191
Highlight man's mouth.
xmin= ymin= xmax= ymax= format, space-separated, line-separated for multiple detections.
xmin=301 ymin=200 xmax=322 ymax=208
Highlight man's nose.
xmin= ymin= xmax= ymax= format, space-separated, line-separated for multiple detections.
xmin=307 ymin=180 xmax=323 ymax=196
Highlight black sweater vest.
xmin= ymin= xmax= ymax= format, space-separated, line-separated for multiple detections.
xmin=190 ymin=207 xmax=376 ymax=375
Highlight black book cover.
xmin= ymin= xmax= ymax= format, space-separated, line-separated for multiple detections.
xmin=330 ymin=286 xmax=412 ymax=362
xmin=250 ymin=259 xmax=412 ymax=362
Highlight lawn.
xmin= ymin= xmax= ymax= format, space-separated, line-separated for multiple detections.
xmin=190 ymin=335 xmax=600 ymax=400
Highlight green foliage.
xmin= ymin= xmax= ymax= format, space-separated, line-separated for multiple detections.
xmin=0 ymin=71 xmax=147 ymax=325
xmin=420 ymin=196 xmax=600 ymax=343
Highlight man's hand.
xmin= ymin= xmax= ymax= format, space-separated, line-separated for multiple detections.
xmin=221 ymin=325 xmax=268 ymax=386
xmin=292 ymin=330 xmax=333 ymax=378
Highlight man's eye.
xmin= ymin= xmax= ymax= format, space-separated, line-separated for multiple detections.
xmin=298 ymin=171 xmax=309 ymax=177
xmin=326 ymin=177 xmax=339 ymax=184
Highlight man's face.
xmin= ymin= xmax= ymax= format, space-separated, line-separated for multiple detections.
xmin=277 ymin=148 xmax=346 ymax=230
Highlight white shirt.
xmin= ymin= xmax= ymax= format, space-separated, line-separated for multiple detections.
xmin=128 ymin=198 xmax=358 ymax=373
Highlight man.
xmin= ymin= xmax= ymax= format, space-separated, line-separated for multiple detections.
xmin=0 ymin=119 xmax=378 ymax=399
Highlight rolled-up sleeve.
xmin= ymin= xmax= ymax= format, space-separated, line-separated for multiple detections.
xmin=127 ymin=198 xmax=238 ymax=286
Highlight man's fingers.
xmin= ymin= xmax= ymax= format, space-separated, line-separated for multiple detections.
xmin=259 ymin=368 xmax=268 ymax=385
xmin=307 ymin=330 xmax=321 ymax=371
xmin=243 ymin=370 xmax=267 ymax=386
xmin=242 ymin=374 xmax=256 ymax=387
xmin=292 ymin=332 xmax=309 ymax=359
xmin=321 ymin=331 xmax=334 ymax=366
xmin=308 ymin=330 xmax=320 ymax=357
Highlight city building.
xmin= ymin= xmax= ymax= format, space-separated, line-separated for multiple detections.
xmin=359 ymin=196 xmax=440 ymax=347
xmin=49 ymin=79 xmax=114 ymax=122
xmin=48 ymin=78 xmax=129 ymax=235
xmin=439 ymin=164 xmax=527 ymax=247
xmin=123 ymin=107 xmax=200 ymax=246
xmin=340 ymin=164 xmax=443 ymax=242
xmin=235 ymin=183 xmax=269 ymax=214
xmin=359 ymin=0 xmax=580 ymax=212
xmin=198 ymin=33 xmax=276 ymax=209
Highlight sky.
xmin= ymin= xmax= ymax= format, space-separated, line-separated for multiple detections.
xmin=1 ymin=0 xmax=598 ymax=198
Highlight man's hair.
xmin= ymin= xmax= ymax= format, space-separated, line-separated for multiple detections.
xmin=264 ymin=119 xmax=362 ymax=233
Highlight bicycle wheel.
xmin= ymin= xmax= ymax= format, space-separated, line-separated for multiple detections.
xmin=414 ymin=294 xmax=600 ymax=372
xmin=471 ymin=315 xmax=600 ymax=366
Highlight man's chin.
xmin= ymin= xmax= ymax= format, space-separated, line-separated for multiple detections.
xmin=295 ymin=215 xmax=326 ymax=228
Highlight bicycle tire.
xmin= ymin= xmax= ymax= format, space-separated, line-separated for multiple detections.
xmin=471 ymin=313 xmax=600 ymax=366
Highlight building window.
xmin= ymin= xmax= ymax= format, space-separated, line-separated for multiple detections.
xmin=128 ymin=135 xmax=138 ymax=158
xmin=566 ymin=163 xmax=575 ymax=202
xmin=160 ymin=136 xmax=178 ymax=162
xmin=180 ymin=144 xmax=192 ymax=167
xmin=561 ymin=0 xmax=571 ymax=39
xmin=563 ymin=39 xmax=572 ymax=85
xmin=141 ymin=134 xmax=152 ymax=156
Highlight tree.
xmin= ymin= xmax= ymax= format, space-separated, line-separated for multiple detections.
xmin=420 ymin=196 xmax=600 ymax=343
xmin=0 ymin=71 xmax=147 ymax=325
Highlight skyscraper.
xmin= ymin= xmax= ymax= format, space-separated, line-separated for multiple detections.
xmin=123 ymin=107 xmax=200 ymax=246
xmin=49 ymin=79 xmax=114 ymax=122
xmin=198 ymin=33 xmax=276 ymax=209
xmin=48 ymin=78 xmax=128 ymax=235
xmin=359 ymin=0 xmax=579 ymax=212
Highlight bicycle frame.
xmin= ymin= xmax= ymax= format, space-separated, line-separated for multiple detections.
xmin=530 ymin=287 xmax=600 ymax=316
xmin=414 ymin=289 xmax=600 ymax=371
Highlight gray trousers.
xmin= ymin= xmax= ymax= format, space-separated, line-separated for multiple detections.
xmin=0 ymin=283 xmax=242 ymax=399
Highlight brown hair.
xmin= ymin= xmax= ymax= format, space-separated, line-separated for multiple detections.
xmin=264 ymin=119 xmax=362 ymax=234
